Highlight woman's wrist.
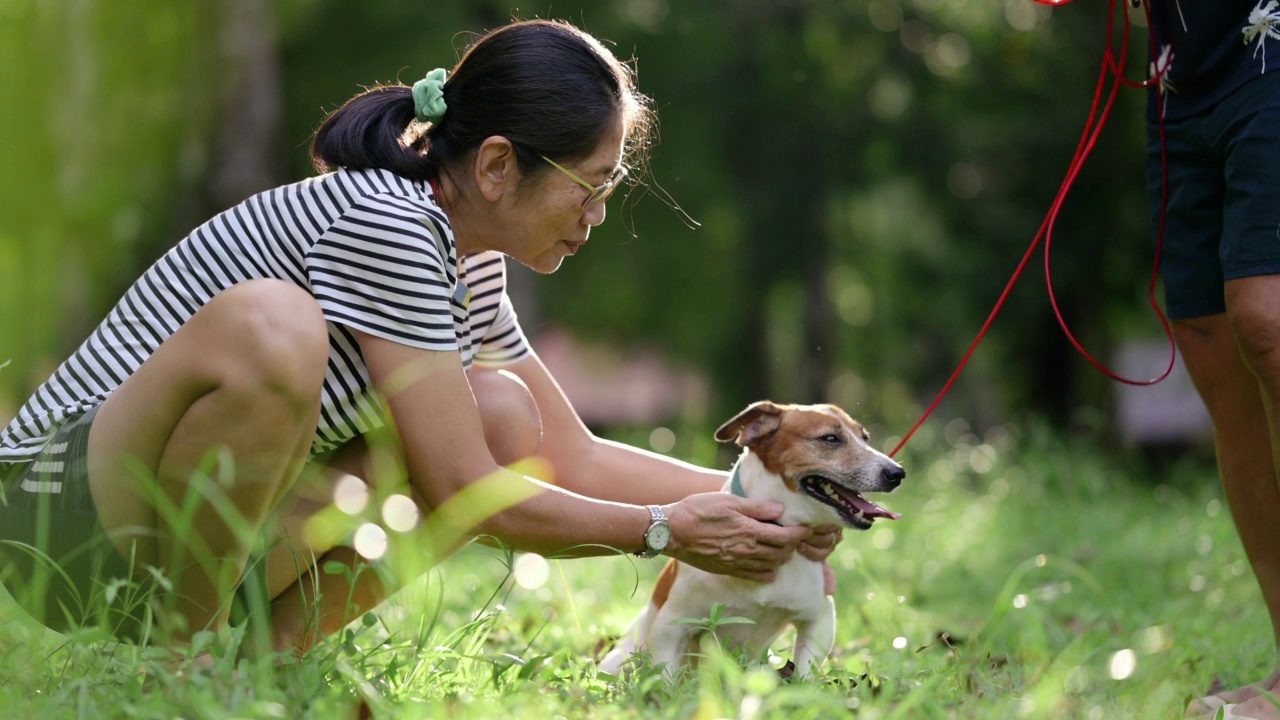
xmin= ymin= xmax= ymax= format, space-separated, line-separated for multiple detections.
xmin=635 ymin=504 xmax=672 ymax=558
xmin=657 ymin=501 xmax=684 ymax=557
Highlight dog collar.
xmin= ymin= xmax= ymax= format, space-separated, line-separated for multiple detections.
xmin=729 ymin=464 xmax=746 ymax=498
xmin=727 ymin=463 xmax=783 ymax=526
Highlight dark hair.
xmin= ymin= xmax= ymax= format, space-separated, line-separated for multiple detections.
xmin=311 ymin=20 xmax=653 ymax=186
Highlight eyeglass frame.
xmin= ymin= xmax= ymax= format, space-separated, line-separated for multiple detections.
xmin=540 ymin=155 xmax=628 ymax=209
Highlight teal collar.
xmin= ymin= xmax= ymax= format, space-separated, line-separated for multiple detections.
xmin=729 ymin=463 xmax=746 ymax=498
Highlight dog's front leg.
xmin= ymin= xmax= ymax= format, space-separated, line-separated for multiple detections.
xmin=791 ymin=596 xmax=837 ymax=679
xmin=645 ymin=611 xmax=696 ymax=681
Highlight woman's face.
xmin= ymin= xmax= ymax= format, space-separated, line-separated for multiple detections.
xmin=504 ymin=121 xmax=625 ymax=274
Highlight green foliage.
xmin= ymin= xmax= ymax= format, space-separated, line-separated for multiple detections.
xmin=0 ymin=0 xmax=218 ymax=417
xmin=670 ymin=602 xmax=758 ymax=632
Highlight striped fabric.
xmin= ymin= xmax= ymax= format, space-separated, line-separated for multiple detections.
xmin=0 ymin=168 xmax=530 ymax=461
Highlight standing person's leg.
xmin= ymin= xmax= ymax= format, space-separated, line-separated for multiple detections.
xmin=1222 ymin=277 xmax=1280 ymax=689
xmin=1176 ymin=315 xmax=1280 ymax=711
xmin=86 ymin=279 xmax=329 ymax=640
xmin=265 ymin=367 xmax=543 ymax=655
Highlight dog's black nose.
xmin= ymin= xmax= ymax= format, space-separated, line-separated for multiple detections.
xmin=882 ymin=465 xmax=906 ymax=488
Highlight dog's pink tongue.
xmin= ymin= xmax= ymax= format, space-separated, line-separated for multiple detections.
xmin=837 ymin=487 xmax=901 ymax=520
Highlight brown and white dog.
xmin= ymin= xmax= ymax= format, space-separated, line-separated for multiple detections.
xmin=599 ymin=401 xmax=906 ymax=680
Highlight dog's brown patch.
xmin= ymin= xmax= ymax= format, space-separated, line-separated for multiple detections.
xmin=652 ymin=559 xmax=679 ymax=609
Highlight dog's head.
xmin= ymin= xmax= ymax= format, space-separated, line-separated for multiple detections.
xmin=714 ymin=401 xmax=905 ymax=530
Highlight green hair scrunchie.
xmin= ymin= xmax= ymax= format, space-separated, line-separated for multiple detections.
xmin=412 ymin=68 xmax=448 ymax=124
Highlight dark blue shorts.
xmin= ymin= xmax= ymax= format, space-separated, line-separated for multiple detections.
xmin=1147 ymin=70 xmax=1280 ymax=320
xmin=0 ymin=406 xmax=151 ymax=638
xmin=0 ymin=407 xmax=270 ymax=641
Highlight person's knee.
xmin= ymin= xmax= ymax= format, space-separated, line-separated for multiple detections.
xmin=204 ymin=280 xmax=328 ymax=405
xmin=1173 ymin=315 xmax=1227 ymax=347
xmin=468 ymin=369 xmax=542 ymax=465
xmin=1228 ymin=304 xmax=1280 ymax=387
xmin=1225 ymin=277 xmax=1280 ymax=376
xmin=1173 ymin=316 xmax=1247 ymax=394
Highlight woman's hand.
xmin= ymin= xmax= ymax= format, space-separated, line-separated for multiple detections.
xmin=798 ymin=523 xmax=843 ymax=595
xmin=661 ymin=492 xmax=812 ymax=583
xmin=797 ymin=524 xmax=843 ymax=563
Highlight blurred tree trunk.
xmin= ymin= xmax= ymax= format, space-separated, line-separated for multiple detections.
xmin=1 ymin=1 xmax=218 ymax=415
xmin=725 ymin=3 xmax=838 ymax=409
xmin=206 ymin=0 xmax=283 ymax=211
xmin=802 ymin=225 xmax=836 ymax=403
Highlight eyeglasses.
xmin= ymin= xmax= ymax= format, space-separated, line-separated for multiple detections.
xmin=541 ymin=155 xmax=628 ymax=209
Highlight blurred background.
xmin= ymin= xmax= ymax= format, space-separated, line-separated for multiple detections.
xmin=0 ymin=0 xmax=1211 ymax=461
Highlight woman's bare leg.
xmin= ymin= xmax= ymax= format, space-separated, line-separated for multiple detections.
xmin=1178 ymin=281 xmax=1280 ymax=717
xmin=1198 ymin=277 xmax=1280 ymax=719
xmin=86 ymin=279 xmax=329 ymax=639
xmin=267 ymin=367 xmax=542 ymax=655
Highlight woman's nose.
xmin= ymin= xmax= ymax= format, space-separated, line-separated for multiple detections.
xmin=583 ymin=200 xmax=607 ymax=227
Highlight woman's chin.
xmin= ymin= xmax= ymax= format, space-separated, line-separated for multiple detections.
xmin=513 ymin=253 xmax=565 ymax=275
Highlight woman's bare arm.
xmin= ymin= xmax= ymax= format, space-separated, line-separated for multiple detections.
xmin=501 ymin=352 xmax=725 ymax=503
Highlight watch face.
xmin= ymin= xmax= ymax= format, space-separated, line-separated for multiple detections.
xmin=648 ymin=522 xmax=671 ymax=551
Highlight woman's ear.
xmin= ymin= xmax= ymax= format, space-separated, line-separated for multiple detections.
xmin=473 ymin=136 xmax=519 ymax=202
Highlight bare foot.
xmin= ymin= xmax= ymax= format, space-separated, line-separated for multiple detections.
xmin=1213 ymin=693 xmax=1280 ymax=720
xmin=1187 ymin=672 xmax=1280 ymax=718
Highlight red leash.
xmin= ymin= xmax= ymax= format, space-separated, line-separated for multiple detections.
xmin=889 ymin=0 xmax=1173 ymax=458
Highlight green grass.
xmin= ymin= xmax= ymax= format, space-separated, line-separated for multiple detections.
xmin=0 ymin=420 xmax=1267 ymax=719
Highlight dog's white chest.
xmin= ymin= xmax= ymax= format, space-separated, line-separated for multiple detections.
xmin=665 ymin=556 xmax=830 ymax=651
xmin=743 ymin=556 xmax=827 ymax=613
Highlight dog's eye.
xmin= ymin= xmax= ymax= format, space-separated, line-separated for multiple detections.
xmin=819 ymin=434 xmax=842 ymax=444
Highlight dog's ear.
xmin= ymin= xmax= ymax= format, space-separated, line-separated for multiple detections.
xmin=714 ymin=401 xmax=783 ymax=447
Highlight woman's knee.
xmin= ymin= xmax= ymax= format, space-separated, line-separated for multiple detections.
xmin=198 ymin=280 xmax=329 ymax=403
xmin=467 ymin=368 xmax=542 ymax=465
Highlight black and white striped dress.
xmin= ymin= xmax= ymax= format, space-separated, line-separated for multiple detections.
xmin=0 ymin=167 xmax=530 ymax=462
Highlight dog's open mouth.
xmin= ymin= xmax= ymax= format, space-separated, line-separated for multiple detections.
xmin=800 ymin=475 xmax=901 ymax=529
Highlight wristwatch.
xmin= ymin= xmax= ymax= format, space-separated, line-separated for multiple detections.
xmin=637 ymin=505 xmax=671 ymax=558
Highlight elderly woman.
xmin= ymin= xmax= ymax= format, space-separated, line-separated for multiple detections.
xmin=0 ymin=19 xmax=837 ymax=654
